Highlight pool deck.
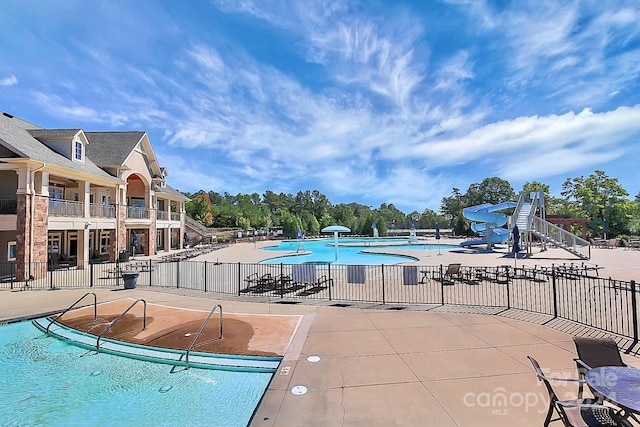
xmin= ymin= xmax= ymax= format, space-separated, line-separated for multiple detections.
xmin=2 ymin=239 xmax=639 ymax=426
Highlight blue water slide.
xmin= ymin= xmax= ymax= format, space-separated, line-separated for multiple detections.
xmin=459 ymin=202 xmax=517 ymax=247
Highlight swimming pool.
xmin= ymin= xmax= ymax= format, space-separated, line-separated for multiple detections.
xmin=261 ymin=238 xmax=455 ymax=265
xmin=0 ymin=320 xmax=272 ymax=427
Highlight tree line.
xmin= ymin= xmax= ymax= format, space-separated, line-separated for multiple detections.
xmin=184 ymin=170 xmax=640 ymax=239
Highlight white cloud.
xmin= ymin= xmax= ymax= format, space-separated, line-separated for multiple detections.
xmin=414 ymin=105 xmax=640 ymax=179
xmin=0 ymin=75 xmax=17 ymax=86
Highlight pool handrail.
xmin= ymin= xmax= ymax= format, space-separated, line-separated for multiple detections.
xmin=96 ymin=298 xmax=147 ymax=351
xmin=46 ymin=292 xmax=97 ymax=335
xmin=185 ymin=304 xmax=223 ymax=369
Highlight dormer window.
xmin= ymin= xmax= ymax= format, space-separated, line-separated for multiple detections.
xmin=74 ymin=141 xmax=82 ymax=161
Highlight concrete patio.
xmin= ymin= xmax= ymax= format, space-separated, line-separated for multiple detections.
xmin=2 ymin=286 xmax=639 ymax=426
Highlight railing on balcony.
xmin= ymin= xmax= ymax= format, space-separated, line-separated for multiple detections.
xmin=0 ymin=198 xmax=17 ymax=214
xmin=156 ymin=210 xmax=180 ymax=221
xmin=90 ymin=203 xmax=115 ymax=218
xmin=127 ymin=206 xmax=151 ymax=219
xmin=48 ymin=199 xmax=83 ymax=217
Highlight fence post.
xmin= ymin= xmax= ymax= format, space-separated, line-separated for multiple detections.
xmin=279 ymin=263 xmax=284 ymax=299
xmin=440 ymin=264 xmax=445 ymax=306
xmin=328 ymin=264 xmax=332 ymax=301
xmin=176 ymin=261 xmax=180 ymax=289
xmin=237 ymin=262 xmax=241 ymax=296
xmin=381 ymin=264 xmax=385 ymax=304
xmin=631 ymin=280 xmax=638 ymax=343
xmin=148 ymin=259 xmax=152 ymax=287
xmin=551 ymin=264 xmax=558 ymax=319
xmin=506 ymin=266 xmax=510 ymax=309
xmin=204 ymin=260 xmax=208 ymax=293
xmin=90 ymin=262 xmax=94 ymax=287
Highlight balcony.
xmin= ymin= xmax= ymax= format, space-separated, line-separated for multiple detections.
xmin=49 ymin=199 xmax=83 ymax=217
xmin=90 ymin=203 xmax=116 ymax=218
xmin=127 ymin=206 xmax=151 ymax=219
xmin=157 ymin=210 xmax=169 ymax=220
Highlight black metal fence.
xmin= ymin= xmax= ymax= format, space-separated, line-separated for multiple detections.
xmin=1 ymin=260 xmax=637 ymax=341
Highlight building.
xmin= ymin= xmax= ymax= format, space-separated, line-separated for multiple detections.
xmin=0 ymin=111 xmax=189 ymax=280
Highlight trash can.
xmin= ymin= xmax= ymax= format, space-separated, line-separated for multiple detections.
xmin=119 ymin=250 xmax=130 ymax=262
xmin=122 ymin=272 xmax=139 ymax=289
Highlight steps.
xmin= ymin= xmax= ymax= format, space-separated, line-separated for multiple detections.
xmin=513 ymin=192 xmax=590 ymax=260
xmin=32 ymin=317 xmax=281 ymax=373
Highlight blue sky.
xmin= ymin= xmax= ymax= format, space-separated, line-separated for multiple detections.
xmin=1 ymin=0 xmax=639 ymax=212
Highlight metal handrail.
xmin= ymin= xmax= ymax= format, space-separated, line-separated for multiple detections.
xmin=96 ymin=298 xmax=147 ymax=351
xmin=46 ymin=292 xmax=97 ymax=334
xmin=185 ymin=304 xmax=223 ymax=369
xmin=531 ymin=216 xmax=591 ymax=259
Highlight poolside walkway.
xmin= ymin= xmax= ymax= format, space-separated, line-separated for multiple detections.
xmin=2 ymin=287 xmax=639 ymax=426
xmin=195 ymin=237 xmax=640 ymax=282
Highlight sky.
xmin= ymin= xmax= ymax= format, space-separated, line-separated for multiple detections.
xmin=1 ymin=0 xmax=639 ymax=213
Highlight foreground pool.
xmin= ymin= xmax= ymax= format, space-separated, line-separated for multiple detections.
xmin=0 ymin=320 xmax=272 ymax=427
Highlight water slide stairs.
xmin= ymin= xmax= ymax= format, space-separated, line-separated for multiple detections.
xmin=514 ymin=192 xmax=590 ymax=260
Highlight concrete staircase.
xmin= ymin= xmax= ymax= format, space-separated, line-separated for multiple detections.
xmin=185 ymin=216 xmax=217 ymax=243
xmin=512 ymin=192 xmax=590 ymax=260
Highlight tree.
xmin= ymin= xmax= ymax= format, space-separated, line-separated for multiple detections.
xmin=521 ymin=181 xmax=562 ymax=214
xmin=465 ymin=177 xmax=516 ymax=206
xmin=440 ymin=187 xmax=465 ymax=217
xmin=561 ymin=170 xmax=629 ymax=237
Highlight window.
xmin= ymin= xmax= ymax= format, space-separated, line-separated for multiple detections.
xmin=75 ymin=141 xmax=82 ymax=160
xmin=50 ymin=186 xmax=63 ymax=200
xmin=8 ymin=242 xmax=16 ymax=261
xmin=100 ymin=232 xmax=110 ymax=254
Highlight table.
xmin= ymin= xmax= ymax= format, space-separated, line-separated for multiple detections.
xmin=586 ymin=366 xmax=640 ymax=414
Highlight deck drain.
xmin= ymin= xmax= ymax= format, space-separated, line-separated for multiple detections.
xmin=386 ymin=306 xmax=406 ymax=310
xmin=291 ymin=385 xmax=308 ymax=395
xmin=275 ymin=301 xmax=301 ymax=305
xmin=307 ymin=355 xmax=320 ymax=363
xmin=330 ymin=303 xmax=351 ymax=307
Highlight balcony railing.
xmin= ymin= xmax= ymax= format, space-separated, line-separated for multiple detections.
xmin=90 ymin=203 xmax=115 ymax=218
xmin=49 ymin=199 xmax=83 ymax=217
xmin=127 ymin=206 xmax=151 ymax=219
xmin=0 ymin=198 xmax=17 ymax=214
xmin=157 ymin=211 xmax=181 ymax=221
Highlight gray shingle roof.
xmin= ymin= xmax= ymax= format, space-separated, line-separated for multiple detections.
xmin=0 ymin=113 xmax=120 ymax=181
xmin=28 ymin=129 xmax=83 ymax=139
xmin=84 ymin=132 xmax=145 ymax=167
xmin=154 ymin=183 xmax=190 ymax=201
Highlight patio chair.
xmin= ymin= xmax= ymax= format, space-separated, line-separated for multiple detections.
xmin=527 ymin=356 xmax=626 ymax=427
xmin=572 ymin=336 xmax=627 ymax=399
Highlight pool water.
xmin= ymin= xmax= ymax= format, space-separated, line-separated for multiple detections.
xmin=0 ymin=321 xmax=272 ymax=427
xmin=261 ymin=238 xmax=454 ymax=265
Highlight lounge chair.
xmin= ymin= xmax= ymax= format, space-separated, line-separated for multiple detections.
xmin=433 ymin=263 xmax=462 ymax=285
xmin=241 ymin=273 xmax=276 ymax=293
xmin=296 ymin=275 xmax=333 ymax=297
xmin=572 ymin=336 xmax=627 ymax=399
xmin=527 ymin=356 xmax=626 ymax=427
